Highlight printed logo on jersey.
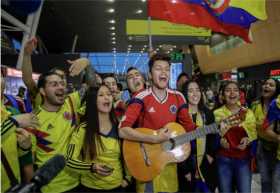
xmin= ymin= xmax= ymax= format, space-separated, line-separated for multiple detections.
xmin=25 ymin=128 xmax=54 ymax=152
xmin=148 ymin=107 xmax=156 ymax=113
xmin=169 ymin=105 xmax=177 ymax=114
xmin=47 ymin=124 xmax=54 ymax=130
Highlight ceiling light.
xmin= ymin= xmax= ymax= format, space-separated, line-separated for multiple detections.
xmin=136 ymin=9 xmax=143 ymax=14
xmin=113 ymin=50 xmax=116 ymax=53
xmin=140 ymin=51 xmax=144 ymax=53
xmin=156 ymin=48 xmax=159 ymax=51
xmin=112 ymin=37 xmax=116 ymax=40
xmin=128 ymin=45 xmax=132 ymax=48
xmin=159 ymin=45 xmax=162 ymax=48
xmin=109 ymin=20 xmax=115 ymax=24
xmin=112 ymin=47 xmax=116 ymax=50
xmin=106 ymin=0 xmax=115 ymax=2
xmin=111 ymin=32 xmax=116 ymax=36
xmin=173 ymin=45 xmax=177 ymax=48
xmin=112 ymin=41 xmax=116 ymax=44
xmin=107 ymin=8 xmax=115 ymax=13
xmin=167 ymin=51 xmax=170 ymax=54
xmin=110 ymin=26 xmax=115 ymax=30
xmin=141 ymin=0 xmax=146 ymax=2
xmin=144 ymin=45 xmax=147 ymax=48
xmin=170 ymin=48 xmax=173 ymax=51
xmin=171 ymin=0 xmax=177 ymax=3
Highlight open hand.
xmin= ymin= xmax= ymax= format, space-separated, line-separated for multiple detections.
xmin=91 ymin=163 xmax=113 ymax=176
xmin=67 ymin=58 xmax=89 ymax=77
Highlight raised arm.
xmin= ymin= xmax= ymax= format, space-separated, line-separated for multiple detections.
xmin=22 ymin=39 xmax=37 ymax=91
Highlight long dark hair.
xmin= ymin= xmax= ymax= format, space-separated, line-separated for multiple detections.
xmin=80 ymin=85 xmax=118 ymax=160
xmin=260 ymin=78 xmax=280 ymax=107
xmin=182 ymin=80 xmax=206 ymax=112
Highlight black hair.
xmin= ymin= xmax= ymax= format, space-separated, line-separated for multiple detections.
xmin=127 ymin=67 xmax=138 ymax=74
xmin=49 ymin=67 xmax=65 ymax=74
xmin=80 ymin=85 xmax=118 ymax=160
xmin=37 ymin=71 xmax=63 ymax=89
xmin=102 ymin=73 xmax=117 ymax=82
xmin=176 ymin=72 xmax=189 ymax=83
xmin=148 ymin=53 xmax=171 ymax=72
xmin=117 ymin=83 xmax=123 ymax=91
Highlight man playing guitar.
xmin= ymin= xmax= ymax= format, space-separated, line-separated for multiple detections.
xmin=119 ymin=54 xmax=196 ymax=193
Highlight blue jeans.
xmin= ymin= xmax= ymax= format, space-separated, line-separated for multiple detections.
xmin=273 ymin=160 xmax=280 ymax=193
xmin=257 ymin=140 xmax=276 ymax=193
xmin=217 ymin=155 xmax=252 ymax=193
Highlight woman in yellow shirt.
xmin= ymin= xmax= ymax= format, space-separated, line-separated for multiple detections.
xmin=214 ymin=81 xmax=257 ymax=193
xmin=251 ymin=78 xmax=280 ymax=193
xmin=66 ymin=85 xmax=128 ymax=192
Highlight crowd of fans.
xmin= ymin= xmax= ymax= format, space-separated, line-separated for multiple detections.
xmin=1 ymin=39 xmax=280 ymax=193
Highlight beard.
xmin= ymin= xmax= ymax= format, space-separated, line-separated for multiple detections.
xmin=45 ymin=94 xmax=65 ymax=106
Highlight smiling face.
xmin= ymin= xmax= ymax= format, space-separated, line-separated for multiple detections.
xmin=150 ymin=60 xmax=170 ymax=89
xmin=187 ymin=82 xmax=201 ymax=106
xmin=103 ymin=76 xmax=118 ymax=99
xmin=262 ymin=78 xmax=277 ymax=99
xmin=127 ymin=69 xmax=145 ymax=93
xmin=223 ymin=82 xmax=240 ymax=106
xmin=40 ymin=74 xmax=66 ymax=106
xmin=97 ymin=85 xmax=113 ymax=114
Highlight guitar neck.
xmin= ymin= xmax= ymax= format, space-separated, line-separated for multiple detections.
xmin=174 ymin=123 xmax=219 ymax=146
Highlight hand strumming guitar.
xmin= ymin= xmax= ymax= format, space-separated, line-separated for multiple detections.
xmin=153 ymin=127 xmax=172 ymax=143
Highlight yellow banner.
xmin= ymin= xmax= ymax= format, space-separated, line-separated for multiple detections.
xmin=126 ymin=19 xmax=211 ymax=37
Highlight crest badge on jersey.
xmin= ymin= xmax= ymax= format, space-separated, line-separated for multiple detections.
xmin=204 ymin=0 xmax=230 ymax=14
xmin=64 ymin=111 xmax=72 ymax=121
xmin=169 ymin=105 xmax=177 ymax=114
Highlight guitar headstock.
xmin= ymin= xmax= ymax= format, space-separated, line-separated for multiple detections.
xmin=222 ymin=107 xmax=247 ymax=129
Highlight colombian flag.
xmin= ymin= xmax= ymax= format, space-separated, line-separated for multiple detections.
xmin=148 ymin=0 xmax=267 ymax=42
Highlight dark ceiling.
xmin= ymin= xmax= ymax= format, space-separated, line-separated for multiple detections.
xmin=37 ymin=0 xmax=149 ymax=53
xmin=2 ymin=0 xmax=211 ymax=54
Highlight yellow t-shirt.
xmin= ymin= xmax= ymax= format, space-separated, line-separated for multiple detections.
xmin=66 ymin=123 xmax=123 ymax=190
xmin=251 ymin=101 xmax=266 ymax=135
xmin=32 ymin=92 xmax=81 ymax=193
xmin=1 ymin=104 xmax=21 ymax=193
xmin=214 ymin=105 xmax=257 ymax=143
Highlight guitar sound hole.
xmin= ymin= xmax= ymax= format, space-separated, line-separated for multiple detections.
xmin=162 ymin=139 xmax=175 ymax=151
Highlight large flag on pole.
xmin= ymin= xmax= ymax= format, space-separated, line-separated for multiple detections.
xmin=148 ymin=0 xmax=267 ymax=42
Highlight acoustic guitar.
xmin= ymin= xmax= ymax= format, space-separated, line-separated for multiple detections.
xmin=123 ymin=108 xmax=247 ymax=182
